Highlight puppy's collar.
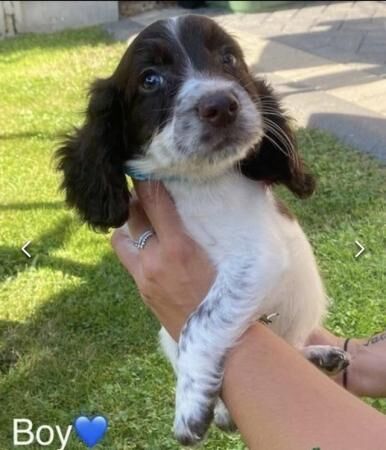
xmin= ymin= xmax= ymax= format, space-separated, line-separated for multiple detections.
xmin=124 ymin=167 xmax=152 ymax=181
xmin=124 ymin=167 xmax=182 ymax=182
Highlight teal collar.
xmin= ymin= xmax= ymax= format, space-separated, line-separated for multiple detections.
xmin=124 ymin=167 xmax=183 ymax=182
xmin=124 ymin=167 xmax=152 ymax=181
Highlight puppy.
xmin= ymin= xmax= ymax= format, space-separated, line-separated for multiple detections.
xmin=57 ymin=15 xmax=350 ymax=446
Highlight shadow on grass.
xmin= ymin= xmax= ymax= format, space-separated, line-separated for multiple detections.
xmin=0 ymin=216 xmax=74 ymax=282
xmin=0 ymin=201 xmax=64 ymax=212
xmin=0 ymin=215 xmax=159 ymax=446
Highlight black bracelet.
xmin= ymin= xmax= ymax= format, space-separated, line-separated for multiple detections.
xmin=343 ymin=338 xmax=350 ymax=389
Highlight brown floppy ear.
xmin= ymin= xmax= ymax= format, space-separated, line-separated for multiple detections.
xmin=56 ymin=77 xmax=130 ymax=232
xmin=240 ymin=79 xmax=315 ymax=198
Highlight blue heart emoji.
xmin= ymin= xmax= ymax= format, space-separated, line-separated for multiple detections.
xmin=74 ymin=416 xmax=108 ymax=448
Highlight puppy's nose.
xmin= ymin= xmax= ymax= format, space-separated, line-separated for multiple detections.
xmin=197 ymin=92 xmax=239 ymax=127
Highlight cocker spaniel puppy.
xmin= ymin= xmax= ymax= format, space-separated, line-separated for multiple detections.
xmin=57 ymin=15 xmax=349 ymax=446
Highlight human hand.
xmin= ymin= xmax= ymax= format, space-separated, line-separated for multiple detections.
xmin=111 ymin=181 xmax=215 ymax=340
xmin=307 ymin=328 xmax=386 ymax=398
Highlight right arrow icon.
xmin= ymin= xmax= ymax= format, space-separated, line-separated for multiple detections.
xmin=355 ymin=240 xmax=365 ymax=259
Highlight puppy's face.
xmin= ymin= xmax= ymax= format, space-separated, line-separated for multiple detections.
xmin=126 ymin=15 xmax=262 ymax=178
xmin=57 ymin=15 xmax=314 ymax=231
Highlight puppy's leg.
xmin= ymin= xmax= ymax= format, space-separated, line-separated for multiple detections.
xmin=160 ymin=327 xmax=236 ymax=433
xmin=174 ymin=252 xmax=285 ymax=446
xmin=302 ymin=345 xmax=350 ymax=376
xmin=159 ymin=326 xmax=178 ymax=373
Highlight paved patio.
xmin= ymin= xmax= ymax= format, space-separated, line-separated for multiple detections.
xmin=104 ymin=1 xmax=386 ymax=161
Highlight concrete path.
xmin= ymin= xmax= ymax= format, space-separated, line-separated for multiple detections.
xmin=104 ymin=1 xmax=386 ymax=161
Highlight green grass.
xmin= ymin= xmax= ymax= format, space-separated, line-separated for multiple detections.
xmin=0 ymin=27 xmax=385 ymax=450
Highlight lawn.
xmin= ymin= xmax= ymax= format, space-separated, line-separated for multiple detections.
xmin=0 ymin=27 xmax=385 ymax=450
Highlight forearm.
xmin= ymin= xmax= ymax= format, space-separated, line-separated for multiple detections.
xmin=222 ymin=323 xmax=386 ymax=450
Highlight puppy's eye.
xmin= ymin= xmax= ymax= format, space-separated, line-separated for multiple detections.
xmin=222 ymin=53 xmax=237 ymax=66
xmin=140 ymin=71 xmax=164 ymax=92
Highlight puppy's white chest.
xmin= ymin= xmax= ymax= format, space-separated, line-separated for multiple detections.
xmin=165 ymin=174 xmax=277 ymax=265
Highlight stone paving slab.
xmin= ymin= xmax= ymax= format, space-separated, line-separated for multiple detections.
xmin=264 ymin=72 xmax=386 ymax=162
xmin=104 ymin=1 xmax=386 ymax=161
xmin=104 ymin=17 xmax=143 ymax=42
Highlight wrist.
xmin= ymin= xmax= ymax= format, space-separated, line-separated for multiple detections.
xmin=344 ymin=339 xmax=386 ymax=397
xmin=222 ymin=323 xmax=272 ymax=392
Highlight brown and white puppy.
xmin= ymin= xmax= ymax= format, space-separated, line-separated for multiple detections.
xmin=57 ymin=15 xmax=349 ymax=446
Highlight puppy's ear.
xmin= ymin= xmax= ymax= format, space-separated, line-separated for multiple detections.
xmin=56 ymin=78 xmax=130 ymax=231
xmin=240 ymin=79 xmax=315 ymax=198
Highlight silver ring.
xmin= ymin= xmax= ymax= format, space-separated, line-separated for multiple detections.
xmin=132 ymin=230 xmax=155 ymax=249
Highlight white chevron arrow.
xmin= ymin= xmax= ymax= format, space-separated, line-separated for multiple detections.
xmin=21 ymin=240 xmax=32 ymax=258
xmin=355 ymin=240 xmax=365 ymax=259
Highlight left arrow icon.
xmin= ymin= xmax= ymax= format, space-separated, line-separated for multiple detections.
xmin=21 ymin=240 xmax=32 ymax=258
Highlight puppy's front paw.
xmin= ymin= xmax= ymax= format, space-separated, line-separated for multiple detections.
xmin=304 ymin=345 xmax=350 ymax=376
xmin=173 ymin=403 xmax=214 ymax=446
xmin=320 ymin=346 xmax=350 ymax=375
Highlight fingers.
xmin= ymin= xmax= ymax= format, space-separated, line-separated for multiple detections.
xmin=113 ymin=181 xmax=185 ymax=284
xmin=127 ymin=199 xmax=153 ymax=240
xmin=134 ymin=181 xmax=185 ymax=242
xmin=112 ymin=195 xmax=159 ymax=279
xmin=127 ymin=198 xmax=159 ymax=254
xmin=111 ymin=225 xmax=140 ymax=279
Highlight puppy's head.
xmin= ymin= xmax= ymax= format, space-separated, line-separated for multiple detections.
xmin=56 ymin=15 xmax=314 ymax=231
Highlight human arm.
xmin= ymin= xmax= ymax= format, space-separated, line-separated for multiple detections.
xmin=111 ymin=181 xmax=386 ymax=450
xmin=223 ymin=323 xmax=386 ymax=450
